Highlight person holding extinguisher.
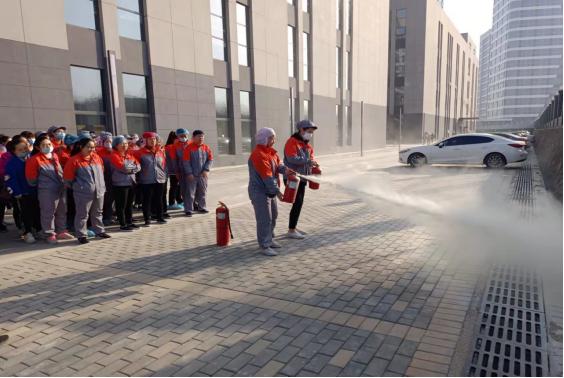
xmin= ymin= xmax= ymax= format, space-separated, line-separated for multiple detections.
xmin=248 ymin=128 xmax=295 ymax=256
xmin=283 ymin=119 xmax=318 ymax=239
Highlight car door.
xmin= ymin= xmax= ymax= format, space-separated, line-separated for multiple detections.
xmin=430 ymin=136 xmax=464 ymax=163
xmin=461 ymin=136 xmax=495 ymax=163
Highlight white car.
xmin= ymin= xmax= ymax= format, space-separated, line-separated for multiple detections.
xmin=398 ymin=133 xmax=528 ymax=168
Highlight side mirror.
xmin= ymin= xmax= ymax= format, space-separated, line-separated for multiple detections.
xmin=438 ymin=142 xmax=444 ymax=148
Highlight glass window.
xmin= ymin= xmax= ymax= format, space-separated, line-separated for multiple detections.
xmin=345 ymin=105 xmax=351 ymax=146
xmin=304 ymin=99 xmax=309 ymax=119
xmin=71 ymin=66 xmax=107 ymax=132
xmin=123 ymin=74 xmax=148 ymax=114
xmin=123 ymin=73 xmax=150 ymax=135
xmin=240 ymin=91 xmax=253 ymax=153
xmin=64 ymin=0 xmax=98 ymax=30
xmin=117 ymin=0 xmax=143 ymax=40
xmin=397 ymin=9 xmax=406 ymax=18
xmin=396 ymin=27 xmax=406 ymax=35
xmin=71 ymin=66 xmax=105 ymax=112
xmin=303 ymin=32 xmax=309 ymax=81
xmin=346 ymin=0 xmax=352 ymax=35
xmin=345 ymin=51 xmax=351 ymax=90
xmin=288 ymin=26 xmax=295 ymax=77
xmin=303 ymin=0 xmax=309 ymax=13
xmin=76 ymin=114 xmax=107 ymax=134
xmin=211 ymin=0 xmax=227 ymax=61
xmin=215 ymin=87 xmax=231 ymax=155
xmin=237 ymin=4 xmax=249 ymax=66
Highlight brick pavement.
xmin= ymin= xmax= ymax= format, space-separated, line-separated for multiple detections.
xmin=0 ymin=149 xmax=544 ymax=377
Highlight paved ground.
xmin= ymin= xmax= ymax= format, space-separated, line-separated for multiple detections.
xmin=0 ymin=146 xmax=560 ymax=377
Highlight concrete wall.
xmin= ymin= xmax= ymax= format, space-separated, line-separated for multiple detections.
xmin=533 ymin=127 xmax=563 ymax=202
xmin=0 ymin=0 xmax=389 ymax=166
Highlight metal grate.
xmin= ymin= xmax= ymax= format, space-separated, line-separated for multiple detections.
xmin=466 ymin=265 xmax=549 ymax=377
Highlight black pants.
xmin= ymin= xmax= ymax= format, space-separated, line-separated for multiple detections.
xmin=10 ymin=197 xmax=22 ymax=229
xmin=139 ymin=183 xmax=164 ymax=221
xmin=102 ymin=187 xmax=114 ymax=221
xmin=168 ymin=175 xmax=183 ymax=205
xmin=113 ymin=185 xmax=136 ymax=226
xmin=18 ymin=195 xmax=41 ymax=234
xmin=284 ymin=179 xmax=307 ymax=230
xmin=67 ymin=189 xmax=76 ymax=223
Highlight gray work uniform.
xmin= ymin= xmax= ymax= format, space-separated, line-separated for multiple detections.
xmin=183 ymin=143 xmax=213 ymax=213
xmin=26 ymin=152 xmax=67 ymax=236
xmin=248 ymin=144 xmax=287 ymax=248
xmin=63 ymin=153 xmax=106 ymax=238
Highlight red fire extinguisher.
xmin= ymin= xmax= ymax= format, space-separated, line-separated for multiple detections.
xmin=216 ymin=201 xmax=233 ymax=246
xmin=309 ymin=166 xmax=322 ymax=190
xmin=283 ymin=175 xmax=300 ymax=203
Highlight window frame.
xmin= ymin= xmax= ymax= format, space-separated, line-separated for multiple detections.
xmin=215 ymin=87 xmax=232 ymax=155
xmin=64 ymin=0 xmax=100 ymax=31
xmin=211 ymin=0 xmax=228 ymax=61
xmin=303 ymin=32 xmax=310 ymax=81
xmin=116 ymin=0 xmax=145 ymax=41
xmin=236 ymin=3 xmax=250 ymax=67
xmin=122 ymin=72 xmax=152 ymax=134
xmin=240 ymin=90 xmax=254 ymax=154
xmin=71 ymin=65 xmax=108 ymax=133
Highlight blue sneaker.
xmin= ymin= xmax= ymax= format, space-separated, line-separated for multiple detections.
xmin=168 ymin=204 xmax=182 ymax=210
xmin=178 ymin=203 xmax=184 ymax=208
xmin=87 ymin=230 xmax=95 ymax=237
xmin=102 ymin=219 xmax=110 ymax=226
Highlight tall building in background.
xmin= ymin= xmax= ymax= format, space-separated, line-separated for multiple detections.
xmin=0 ymin=0 xmax=389 ymax=167
xmin=477 ymin=0 xmax=563 ymax=130
xmin=387 ymin=0 xmax=478 ymax=143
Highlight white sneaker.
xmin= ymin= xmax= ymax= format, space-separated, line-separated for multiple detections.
xmin=286 ymin=231 xmax=305 ymax=239
xmin=296 ymin=228 xmax=308 ymax=235
xmin=23 ymin=233 xmax=36 ymax=244
xmin=270 ymin=241 xmax=282 ymax=248
xmin=262 ymin=248 xmax=277 ymax=256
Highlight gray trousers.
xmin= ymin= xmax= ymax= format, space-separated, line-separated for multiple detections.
xmin=185 ymin=175 xmax=208 ymax=213
xmin=74 ymin=195 xmax=104 ymax=238
xmin=250 ymin=193 xmax=278 ymax=248
xmin=179 ymin=171 xmax=186 ymax=202
xmin=38 ymin=190 xmax=67 ymax=236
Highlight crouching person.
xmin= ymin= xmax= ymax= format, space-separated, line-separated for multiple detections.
xmin=63 ymin=136 xmax=111 ymax=245
xmin=183 ymin=130 xmax=213 ymax=217
xmin=248 ymin=128 xmax=295 ymax=256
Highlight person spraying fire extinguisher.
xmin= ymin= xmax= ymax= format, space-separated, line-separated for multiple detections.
xmin=283 ymin=119 xmax=318 ymax=239
xmin=248 ymin=128 xmax=295 ymax=256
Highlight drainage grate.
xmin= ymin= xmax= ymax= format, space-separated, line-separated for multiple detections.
xmin=465 ymin=264 xmax=549 ymax=377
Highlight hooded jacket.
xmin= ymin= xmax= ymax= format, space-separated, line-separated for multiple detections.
xmin=63 ymin=153 xmax=106 ymax=199
xmin=133 ymin=146 xmax=167 ymax=184
xmin=169 ymin=140 xmax=191 ymax=174
xmin=25 ymin=152 xmax=65 ymax=193
xmin=248 ymin=144 xmax=287 ymax=197
xmin=95 ymin=146 xmax=113 ymax=186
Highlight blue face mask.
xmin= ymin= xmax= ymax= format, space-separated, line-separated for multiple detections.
xmin=179 ymin=137 xmax=188 ymax=143
xmin=29 ymin=139 xmax=35 ymax=145
xmin=17 ymin=151 xmax=30 ymax=159
xmin=56 ymin=132 xmax=65 ymax=140
xmin=42 ymin=147 xmax=54 ymax=154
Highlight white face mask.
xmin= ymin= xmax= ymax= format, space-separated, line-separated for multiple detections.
xmin=303 ymin=132 xmax=313 ymax=140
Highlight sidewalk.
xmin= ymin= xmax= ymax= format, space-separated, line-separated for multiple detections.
xmin=0 ymin=148 xmax=559 ymax=377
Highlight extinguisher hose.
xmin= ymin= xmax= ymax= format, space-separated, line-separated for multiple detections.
xmin=224 ymin=203 xmax=234 ymax=240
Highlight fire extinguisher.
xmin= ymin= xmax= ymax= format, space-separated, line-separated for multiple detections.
xmin=309 ymin=166 xmax=322 ymax=190
xmin=283 ymin=175 xmax=300 ymax=203
xmin=216 ymin=201 xmax=233 ymax=246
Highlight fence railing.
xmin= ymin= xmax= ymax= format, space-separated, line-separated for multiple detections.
xmin=533 ymin=88 xmax=563 ymax=129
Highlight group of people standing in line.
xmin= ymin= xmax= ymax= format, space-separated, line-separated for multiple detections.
xmin=0 ymin=126 xmax=213 ymax=245
xmin=0 ymin=119 xmax=319 ymax=258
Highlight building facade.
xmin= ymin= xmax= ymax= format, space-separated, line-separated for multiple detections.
xmin=0 ymin=0 xmax=389 ymax=167
xmin=477 ymin=0 xmax=563 ymax=130
xmin=387 ymin=0 xmax=479 ymax=143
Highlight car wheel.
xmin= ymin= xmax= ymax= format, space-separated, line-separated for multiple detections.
xmin=408 ymin=153 xmax=427 ymax=168
xmin=484 ymin=153 xmax=506 ymax=168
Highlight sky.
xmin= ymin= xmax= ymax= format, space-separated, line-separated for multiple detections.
xmin=443 ymin=0 xmax=494 ymax=56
